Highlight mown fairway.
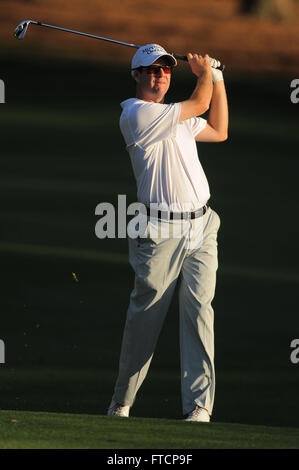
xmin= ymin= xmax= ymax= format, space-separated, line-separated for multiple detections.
xmin=1 ymin=410 xmax=299 ymax=449
xmin=0 ymin=56 xmax=299 ymax=448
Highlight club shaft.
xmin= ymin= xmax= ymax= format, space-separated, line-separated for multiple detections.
xmin=15 ymin=20 xmax=226 ymax=70
xmin=32 ymin=21 xmax=141 ymax=49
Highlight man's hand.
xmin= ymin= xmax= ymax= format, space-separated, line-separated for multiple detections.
xmin=187 ymin=53 xmax=212 ymax=79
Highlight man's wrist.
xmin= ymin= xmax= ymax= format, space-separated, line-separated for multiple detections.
xmin=212 ymin=68 xmax=224 ymax=84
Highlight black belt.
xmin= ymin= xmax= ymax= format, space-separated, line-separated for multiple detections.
xmin=146 ymin=202 xmax=209 ymax=220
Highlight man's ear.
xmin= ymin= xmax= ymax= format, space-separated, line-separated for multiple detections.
xmin=131 ymin=70 xmax=140 ymax=82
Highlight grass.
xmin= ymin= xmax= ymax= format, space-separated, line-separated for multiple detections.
xmin=1 ymin=410 xmax=299 ymax=449
xmin=0 ymin=55 xmax=299 ymax=448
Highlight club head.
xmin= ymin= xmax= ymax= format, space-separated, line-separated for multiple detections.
xmin=14 ymin=20 xmax=31 ymax=40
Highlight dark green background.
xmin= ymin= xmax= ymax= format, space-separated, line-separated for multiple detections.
xmin=1 ymin=56 xmax=299 ymax=427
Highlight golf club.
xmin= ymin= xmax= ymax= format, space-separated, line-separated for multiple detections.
xmin=14 ymin=20 xmax=225 ymax=71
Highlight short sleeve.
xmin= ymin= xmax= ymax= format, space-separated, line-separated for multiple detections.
xmin=188 ymin=116 xmax=207 ymax=138
xmin=125 ymin=101 xmax=181 ymax=149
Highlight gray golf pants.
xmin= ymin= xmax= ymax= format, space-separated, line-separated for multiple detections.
xmin=112 ymin=207 xmax=221 ymax=416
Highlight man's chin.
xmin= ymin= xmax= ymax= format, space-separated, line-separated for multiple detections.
xmin=153 ymin=84 xmax=168 ymax=94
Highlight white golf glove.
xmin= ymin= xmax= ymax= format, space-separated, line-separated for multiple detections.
xmin=209 ymin=57 xmax=224 ymax=83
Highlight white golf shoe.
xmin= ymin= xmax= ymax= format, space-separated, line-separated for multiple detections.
xmin=184 ymin=406 xmax=210 ymax=422
xmin=107 ymin=399 xmax=130 ymax=417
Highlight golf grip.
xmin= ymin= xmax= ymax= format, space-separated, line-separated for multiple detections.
xmin=173 ymin=54 xmax=225 ymax=71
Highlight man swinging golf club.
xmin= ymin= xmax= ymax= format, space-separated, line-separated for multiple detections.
xmin=13 ymin=18 xmax=227 ymax=422
xmin=108 ymin=43 xmax=228 ymax=422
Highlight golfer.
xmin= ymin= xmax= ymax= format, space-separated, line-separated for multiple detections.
xmin=108 ymin=44 xmax=228 ymax=422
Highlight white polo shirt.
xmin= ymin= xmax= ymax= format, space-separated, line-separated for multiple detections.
xmin=119 ymin=98 xmax=210 ymax=212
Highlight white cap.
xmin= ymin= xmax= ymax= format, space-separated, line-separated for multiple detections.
xmin=131 ymin=44 xmax=177 ymax=70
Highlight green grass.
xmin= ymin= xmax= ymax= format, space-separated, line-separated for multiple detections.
xmin=0 ymin=409 xmax=298 ymax=449
xmin=0 ymin=56 xmax=299 ymax=448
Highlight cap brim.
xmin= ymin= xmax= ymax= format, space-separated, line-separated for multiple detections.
xmin=139 ymin=53 xmax=177 ymax=68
